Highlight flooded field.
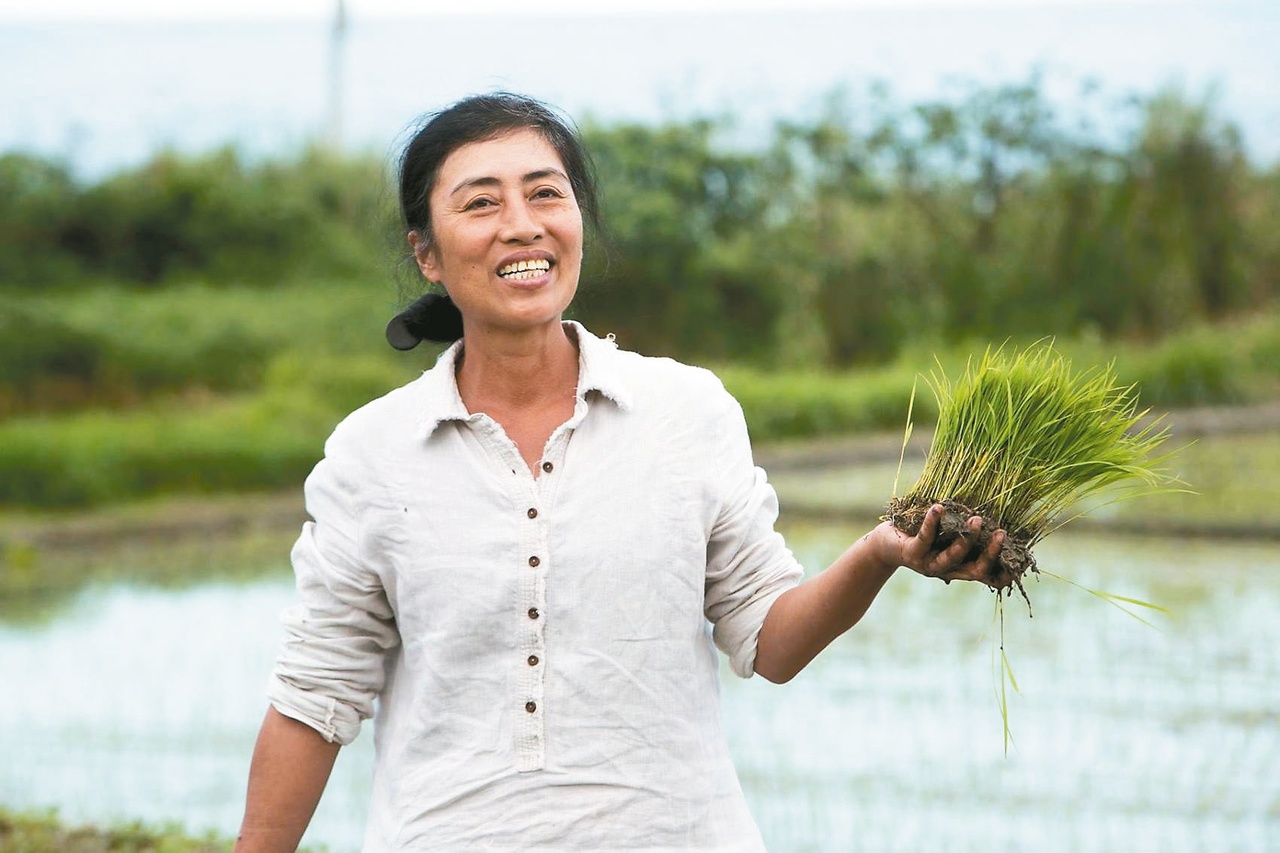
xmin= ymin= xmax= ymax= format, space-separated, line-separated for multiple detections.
xmin=1 ymin=523 xmax=1276 ymax=851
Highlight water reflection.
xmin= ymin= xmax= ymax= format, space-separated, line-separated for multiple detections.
xmin=0 ymin=526 xmax=1276 ymax=851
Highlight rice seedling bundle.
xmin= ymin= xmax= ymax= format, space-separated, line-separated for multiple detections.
xmin=887 ymin=342 xmax=1176 ymax=610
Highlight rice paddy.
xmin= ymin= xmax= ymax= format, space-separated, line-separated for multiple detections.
xmin=1 ymin=527 xmax=1275 ymax=852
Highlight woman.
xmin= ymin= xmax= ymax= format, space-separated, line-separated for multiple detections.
xmin=235 ymin=93 xmax=1007 ymax=852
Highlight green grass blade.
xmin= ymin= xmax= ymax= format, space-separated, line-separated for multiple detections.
xmin=991 ymin=597 xmax=1017 ymax=756
xmin=1001 ymin=647 xmax=1021 ymax=694
xmin=1041 ymin=570 xmax=1171 ymax=629
xmin=893 ymin=377 xmax=917 ymax=498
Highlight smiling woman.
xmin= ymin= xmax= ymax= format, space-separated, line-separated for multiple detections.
xmin=234 ymin=92 xmax=1010 ymax=853
xmin=385 ymin=94 xmax=602 ymax=354
xmin=411 ymin=130 xmax=584 ymax=348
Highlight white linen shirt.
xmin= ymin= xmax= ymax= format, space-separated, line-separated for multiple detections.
xmin=267 ymin=322 xmax=805 ymax=851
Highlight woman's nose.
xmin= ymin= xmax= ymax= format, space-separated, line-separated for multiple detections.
xmin=500 ymin=200 xmax=542 ymax=243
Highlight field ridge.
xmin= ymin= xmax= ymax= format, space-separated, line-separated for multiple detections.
xmin=3 ymin=401 xmax=1276 ymax=557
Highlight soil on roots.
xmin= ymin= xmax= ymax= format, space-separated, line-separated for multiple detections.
xmin=886 ymin=496 xmax=1039 ymax=614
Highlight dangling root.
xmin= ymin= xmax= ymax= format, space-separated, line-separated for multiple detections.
xmin=886 ymin=496 xmax=1038 ymax=616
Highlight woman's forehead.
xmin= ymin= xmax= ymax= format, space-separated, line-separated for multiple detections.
xmin=436 ymin=128 xmax=568 ymax=196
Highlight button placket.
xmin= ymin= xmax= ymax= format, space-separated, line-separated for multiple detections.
xmin=467 ymin=409 xmax=562 ymax=772
xmin=514 ymin=418 xmax=576 ymax=773
xmin=514 ymin=470 xmax=548 ymax=772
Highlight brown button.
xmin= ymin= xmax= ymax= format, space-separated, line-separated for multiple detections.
xmin=541 ymin=461 xmax=554 ymax=473
xmin=527 ymin=607 xmax=539 ymax=619
xmin=527 ymin=655 xmax=539 ymax=666
xmin=527 ymin=507 xmax=538 ymax=519
xmin=528 ymin=556 xmax=540 ymax=568
xmin=525 ymin=701 xmax=537 ymax=713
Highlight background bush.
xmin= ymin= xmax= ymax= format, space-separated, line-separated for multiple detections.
xmin=1 ymin=314 xmax=1275 ymax=508
xmin=3 ymin=80 xmax=1274 ymax=376
xmin=0 ymin=146 xmax=392 ymax=289
xmin=2 ymin=79 xmax=1278 ymax=508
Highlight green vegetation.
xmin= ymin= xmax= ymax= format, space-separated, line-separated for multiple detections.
xmin=577 ymin=81 xmax=1279 ymax=365
xmin=2 ymin=77 xmax=1275 ymax=853
xmin=885 ymin=343 xmax=1187 ymax=752
xmin=0 ymin=806 xmax=333 ymax=853
xmin=0 ymin=278 xmax=412 ymax=417
xmin=1112 ymin=432 xmax=1280 ymax=529
xmin=889 ymin=344 xmax=1178 ymax=591
xmin=0 ymin=807 xmax=230 ymax=852
xmin=0 ymin=146 xmax=391 ymax=289
xmin=3 ymin=81 xmax=1276 ymax=375
xmin=0 ymin=306 xmax=1275 ymax=508
xmin=1 ymin=80 xmax=1277 ymax=510
xmin=0 ymin=347 xmax=412 ymax=507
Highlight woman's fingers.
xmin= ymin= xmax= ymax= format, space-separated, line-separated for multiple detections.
xmin=922 ymin=513 xmax=977 ymax=576
xmin=927 ymin=516 xmax=1011 ymax=589
xmin=915 ymin=503 xmax=943 ymax=549
xmin=965 ymin=533 xmax=1011 ymax=588
xmin=949 ymin=515 xmax=983 ymax=560
xmin=904 ymin=508 xmax=1013 ymax=590
xmin=980 ymin=528 xmax=1012 ymax=589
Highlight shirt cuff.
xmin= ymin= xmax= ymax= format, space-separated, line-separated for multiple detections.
xmin=266 ymin=674 xmax=365 ymax=745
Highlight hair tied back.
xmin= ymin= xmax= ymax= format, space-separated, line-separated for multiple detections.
xmin=386 ymin=293 xmax=464 ymax=349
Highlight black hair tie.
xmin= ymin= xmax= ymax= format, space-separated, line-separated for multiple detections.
xmin=386 ymin=292 xmax=464 ymax=349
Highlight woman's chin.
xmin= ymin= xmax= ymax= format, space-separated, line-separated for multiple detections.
xmin=474 ymin=305 xmax=575 ymax=337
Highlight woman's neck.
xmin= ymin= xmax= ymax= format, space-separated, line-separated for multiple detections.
xmin=454 ymin=320 xmax=579 ymax=413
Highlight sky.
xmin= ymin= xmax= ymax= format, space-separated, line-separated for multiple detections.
xmin=0 ymin=0 xmax=1191 ymax=21
xmin=4 ymin=0 xmax=1273 ymax=172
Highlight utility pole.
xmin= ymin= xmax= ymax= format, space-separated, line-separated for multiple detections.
xmin=324 ymin=0 xmax=348 ymax=152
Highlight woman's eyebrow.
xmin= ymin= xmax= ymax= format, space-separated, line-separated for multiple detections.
xmin=522 ymin=168 xmax=570 ymax=184
xmin=448 ymin=168 xmax=570 ymax=197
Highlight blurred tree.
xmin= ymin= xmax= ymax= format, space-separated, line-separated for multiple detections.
xmin=761 ymin=92 xmax=894 ymax=366
xmin=577 ymin=120 xmax=782 ymax=362
xmin=870 ymin=76 xmax=1070 ymax=340
xmin=0 ymin=153 xmax=83 ymax=286
xmin=0 ymin=146 xmax=389 ymax=289
xmin=1129 ymin=88 xmax=1251 ymax=321
xmin=1044 ymin=88 xmax=1253 ymax=336
xmin=1 ymin=81 xmax=1269 ymax=378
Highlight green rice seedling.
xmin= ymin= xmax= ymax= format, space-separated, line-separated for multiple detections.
xmin=887 ymin=341 xmax=1179 ymax=611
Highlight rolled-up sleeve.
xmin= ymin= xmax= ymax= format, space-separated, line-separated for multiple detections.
xmin=266 ymin=431 xmax=400 ymax=745
xmin=703 ymin=391 xmax=804 ymax=679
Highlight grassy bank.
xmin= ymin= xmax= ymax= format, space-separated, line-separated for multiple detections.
xmin=0 ymin=279 xmax=414 ymax=418
xmin=1 ymin=307 xmax=1276 ymax=509
xmin=0 ymin=807 xmax=231 ymax=853
xmin=0 ymin=807 xmax=334 ymax=853
xmin=2 ymin=404 xmax=1278 ymax=625
xmin=0 ymin=490 xmax=300 ymax=623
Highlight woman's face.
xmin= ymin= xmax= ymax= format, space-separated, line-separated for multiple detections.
xmin=412 ymin=128 xmax=584 ymax=339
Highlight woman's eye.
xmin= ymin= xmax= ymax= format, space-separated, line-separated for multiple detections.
xmin=533 ymin=187 xmax=563 ymax=200
xmin=465 ymin=197 xmax=495 ymax=211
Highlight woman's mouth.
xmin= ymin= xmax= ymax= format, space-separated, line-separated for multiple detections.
xmin=497 ymin=259 xmax=552 ymax=281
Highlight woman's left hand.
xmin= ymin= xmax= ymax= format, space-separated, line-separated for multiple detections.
xmin=870 ymin=503 xmax=1012 ymax=590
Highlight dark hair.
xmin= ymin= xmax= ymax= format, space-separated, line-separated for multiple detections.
xmin=388 ymin=93 xmax=602 ymax=348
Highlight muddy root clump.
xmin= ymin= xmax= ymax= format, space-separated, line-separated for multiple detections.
xmin=886 ymin=496 xmax=1038 ymax=614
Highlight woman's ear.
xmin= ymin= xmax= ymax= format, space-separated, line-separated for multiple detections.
xmin=407 ymin=230 xmax=440 ymax=282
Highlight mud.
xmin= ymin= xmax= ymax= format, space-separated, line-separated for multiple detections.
xmin=886 ymin=496 xmax=1038 ymax=613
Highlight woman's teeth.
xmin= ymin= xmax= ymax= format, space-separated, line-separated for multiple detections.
xmin=498 ymin=259 xmax=551 ymax=280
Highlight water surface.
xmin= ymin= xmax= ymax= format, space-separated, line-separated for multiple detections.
xmin=1 ymin=526 xmax=1276 ymax=851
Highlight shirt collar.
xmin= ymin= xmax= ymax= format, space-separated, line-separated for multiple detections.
xmin=417 ymin=321 xmax=632 ymax=438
